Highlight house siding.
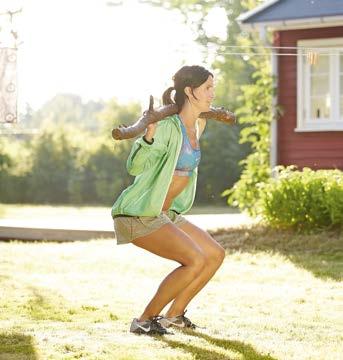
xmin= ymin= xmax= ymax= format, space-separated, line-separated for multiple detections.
xmin=275 ymin=26 xmax=343 ymax=170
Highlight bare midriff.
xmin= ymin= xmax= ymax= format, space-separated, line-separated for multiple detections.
xmin=161 ymin=118 xmax=201 ymax=212
xmin=161 ymin=175 xmax=190 ymax=211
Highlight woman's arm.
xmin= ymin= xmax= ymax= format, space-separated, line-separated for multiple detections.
xmin=126 ymin=121 xmax=168 ymax=176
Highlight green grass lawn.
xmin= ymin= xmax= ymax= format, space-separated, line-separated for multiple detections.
xmin=0 ymin=211 xmax=342 ymax=359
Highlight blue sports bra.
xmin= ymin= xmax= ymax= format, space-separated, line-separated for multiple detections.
xmin=174 ymin=116 xmax=201 ymax=176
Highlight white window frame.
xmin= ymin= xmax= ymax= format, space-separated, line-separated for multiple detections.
xmin=296 ymin=37 xmax=343 ymax=132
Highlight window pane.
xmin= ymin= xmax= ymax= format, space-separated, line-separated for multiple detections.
xmin=311 ymin=74 xmax=329 ymax=96
xmin=309 ymin=54 xmax=330 ymax=120
xmin=340 ymin=53 xmax=343 ymax=73
xmin=311 ymin=54 xmax=329 ymax=74
xmin=310 ymin=96 xmax=330 ymax=119
xmin=341 ymin=75 xmax=343 ymax=96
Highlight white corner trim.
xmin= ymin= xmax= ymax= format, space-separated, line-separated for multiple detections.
xmin=270 ymin=50 xmax=278 ymax=171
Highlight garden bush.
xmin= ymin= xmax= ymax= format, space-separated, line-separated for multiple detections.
xmin=260 ymin=165 xmax=343 ymax=232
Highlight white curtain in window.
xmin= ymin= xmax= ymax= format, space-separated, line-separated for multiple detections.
xmin=0 ymin=47 xmax=17 ymax=123
xmin=309 ymin=54 xmax=330 ymax=120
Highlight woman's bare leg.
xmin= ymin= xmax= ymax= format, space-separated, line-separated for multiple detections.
xmin=164 ymin=221 xmax=225 ymax=318
xmin=131 ymin=223 xmax=206 ymax=321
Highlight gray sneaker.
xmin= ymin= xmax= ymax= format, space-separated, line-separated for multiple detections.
xmin=129 ymin=316 xmax=174 ymax=335
xmin=159 ymin=309 xmax=206 ymax=330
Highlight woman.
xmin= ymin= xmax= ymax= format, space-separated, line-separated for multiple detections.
xmin=112 ymin=65 xmax=225 ymax=336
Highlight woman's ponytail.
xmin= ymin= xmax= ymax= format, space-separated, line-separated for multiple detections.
xmin=162 ymin=86 xmax=175 ymax=106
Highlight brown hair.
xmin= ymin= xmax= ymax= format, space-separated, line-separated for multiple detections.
xmin=162 ymin=65 xmax=213 ymax=111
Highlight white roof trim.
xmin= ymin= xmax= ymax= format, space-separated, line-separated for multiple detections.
xmin=236 ymin=0 xmax=281 ymax=23
xmin=239 ymin=15 xmax=343 ymax=31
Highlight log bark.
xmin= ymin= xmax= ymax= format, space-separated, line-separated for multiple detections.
xmin=112 ymin=95 xmax=236 ymax=140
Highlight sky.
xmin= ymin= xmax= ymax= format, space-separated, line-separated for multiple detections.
xmin=0 ymin=0 xmax=227 ymax=113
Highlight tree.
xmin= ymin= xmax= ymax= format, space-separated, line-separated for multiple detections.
xmin=139 ymin=0 xmax=263 ymax=205
xmin=29 ymin=93 xmax=105 ymax=131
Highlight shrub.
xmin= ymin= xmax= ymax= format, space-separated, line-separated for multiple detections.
xmin=28 ymin=125 xmax=77 ymax=203
xmin=260 ymin=165 xmax=343 ymax=232
xmin=73 ymin=141 xmax=126 ymax=205
xmin=0 ymin=137 xmax=32 ymax=203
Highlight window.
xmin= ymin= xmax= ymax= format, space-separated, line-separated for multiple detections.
xmin=296 ymin=37 xmax=343 ymax=132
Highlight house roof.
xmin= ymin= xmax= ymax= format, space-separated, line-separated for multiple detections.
xmin=237 ymin=0 xmax=343 ymax=30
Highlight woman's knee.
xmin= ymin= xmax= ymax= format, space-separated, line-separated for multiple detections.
xmin=187 ymin=250 xmax=206 ymax=275
xmin=206 ymin=246 xmax=226 ymax=267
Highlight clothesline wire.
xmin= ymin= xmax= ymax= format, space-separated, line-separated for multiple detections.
xmin=177 ymin=50 xmax=342 ymax=57
xmin=204 ymin=44 xmax=343 ymax=51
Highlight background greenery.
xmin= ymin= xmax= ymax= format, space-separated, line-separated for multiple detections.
xmin=0 ymin=0 xmax=263 ymax=208
xmin=1 ymin=0 xmax=342 ymax=232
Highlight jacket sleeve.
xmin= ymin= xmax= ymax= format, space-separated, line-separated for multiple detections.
xmin=126 ymin=121 xmax=169 ymax=176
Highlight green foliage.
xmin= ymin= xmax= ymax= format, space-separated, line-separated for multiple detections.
xmin=195 ymin=119 xmax=251 ymax=205
xmin=0 ymin=137 xmax=32 ymax=203
xmin=0 ymin=0 xmax=273 ymax=208
xmin=73 ymin=141 xmax=126 ymax=205
xmin=24 ymin=122 xmax=132 ymax=205
xmin=142 ymin=0 xmax=259 ymax=110
xmin=26 ymin=94 xmax=105 ymax=130
xmin=97 ymin=98 xmax=142 ymax=136
xmin=0 ymin=138 xmax=13 ymax=202
xmin=221 ymin=56 xmax=282 ymax=216
xmin=260 ymin=166 xmax=343 ymax=232
xmin=0 ymin=98 xmax=137 ymax=205
xmin=141 ymin=0 xmax=263 ymax=205
xmin=146 ymin=0 xmax=278 ymax=214
xmin=28 ymin=124 xmax=78 ymax=203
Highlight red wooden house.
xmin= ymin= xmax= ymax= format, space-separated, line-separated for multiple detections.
xmin=237 ymin=0 xmax=343 ymax=171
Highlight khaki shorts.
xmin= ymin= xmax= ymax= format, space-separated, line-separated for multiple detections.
xmin=113 ymin=209 xmax=188 ymax=245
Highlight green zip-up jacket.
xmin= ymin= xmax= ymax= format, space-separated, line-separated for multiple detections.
xmin=111 ymin=114 xmax=199 ymax=218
